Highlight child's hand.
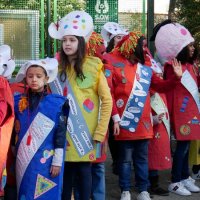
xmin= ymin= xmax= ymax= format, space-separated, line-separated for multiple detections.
xmin=113 ymin=122 xmax=120 ymax=135
xmin=157 ymin=113 xmax=165 ymax=123
xmin=50 ymin=165 xmax=61 ymax=177
xmin=172 ymin=58 xmax=182 ymax=78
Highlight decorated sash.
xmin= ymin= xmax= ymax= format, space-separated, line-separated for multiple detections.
xmin=120 ymin=63 xmax=152 ymax=132
xmin=15 ymin=94 xmax=67 ymax=199
xmin=181 ymin=70 xmax=200 ymax=113
xmin=16 ymin=112 xmax=55 ymax=192
xmin=150 ymin=93 xmax=170 ymax=137
xmin=49 ymin=77 xmax=95 ymax=158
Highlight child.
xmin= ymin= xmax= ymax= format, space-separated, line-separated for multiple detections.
xmin=48 ymin=11 xmax=112 ymax=200
xmin=0 ymin=45 xmax=15 ymax=198
xmin=87 ymin=31 xmax=107 ymax=200
xmin=13 ymin=57 xmax=69 ymax=199
xmin=101 ymin=22 xmax=128 ymax=53
xmin=155 ymin=22 xmax=200 ymax=196
xmin=103 ymin=31 xmax=182 ymax=200
xmin=148 ymin=64 xmax=171 ymax=196
xmin=101 ymin=22 xmax=128 ymax=175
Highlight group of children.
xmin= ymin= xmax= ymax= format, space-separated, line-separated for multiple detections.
xmin=0 ymin=10 xmax=200 ymax=200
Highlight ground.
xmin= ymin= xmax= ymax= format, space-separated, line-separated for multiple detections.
xmin=105 ymin=152 xmax=200 ymax=200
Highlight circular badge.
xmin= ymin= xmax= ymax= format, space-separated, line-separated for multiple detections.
xmin=116 ymin=99 xmax=124 ymax=108
xmin=180 ymin=124 xmax=191 ymax=135
xmin=89 ymin=153 xmax=95 ymax=160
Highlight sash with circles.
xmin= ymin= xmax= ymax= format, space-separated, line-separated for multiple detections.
xmin=150 ymin=93 xmax=170 ymax=137
xmin=49 ymin=77 xmax=95 ymax=158
xmin=181 ymin=70 xmax=200 ymax=113
xmin=120 ymin=63 xmax=152 ymax=132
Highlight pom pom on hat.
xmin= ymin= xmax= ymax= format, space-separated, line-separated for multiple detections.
xmin=16 ymin=57 xmax=58 ymax=83
xmin=87 ymin=32 xmax=105 ymax=57
xmin=48 ymin=10 xmax=93 ymax=41
xmin=155 ymin=23 xmax=194 ymax=61
xmin=116 ymin=31 xmax=143 ymax=59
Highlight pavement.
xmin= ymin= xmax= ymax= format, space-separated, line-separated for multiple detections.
xmin=105 ymin=153 xmax=200 ymax=200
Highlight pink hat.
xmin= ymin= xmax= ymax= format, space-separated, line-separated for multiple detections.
xmin=155 ymin=23 xmax=194 ymax=61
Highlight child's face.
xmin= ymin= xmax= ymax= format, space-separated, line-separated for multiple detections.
xmin=114 ymin=34 xmax=124 ymax=46
xmin=26 ymin=66 xmax=49 ymax=92
xmin=187 ymin=42 xmax=195 ymax=58
xmin=62 ymin=35 xmax=79 ymax=57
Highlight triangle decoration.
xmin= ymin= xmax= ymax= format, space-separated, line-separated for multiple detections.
xmin=34 ymin=174 xmax=57 ymax=199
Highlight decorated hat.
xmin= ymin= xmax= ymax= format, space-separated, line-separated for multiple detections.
xmin=101 ymin=22 xmax=128 ymax=42
xmin=150 ymin=19 xmax=172 ymax=41
xmin=0 ymin=45 xmax=15 ymax=78
xmin=155 ymin=23 xmax=194 ymax=61
xmin=87 ymin=32 xmax=105 ymax=59
xmin=15 ymin=57 xmax=58 ymax=83
xmin=116 ymin=31 xmax=143 ymax=59
xmin=48 ymin=10 xmax=93 ymax=41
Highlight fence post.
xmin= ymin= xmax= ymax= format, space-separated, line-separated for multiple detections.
xmin=46 ymin=0 xmax=51 ymax=57
xmin=40 ymin=0 xmax=45 ymax=58
xmin=147 ymin=0 xmax=154 ymax=56
xmin=142 ymin=0 xmax=146 ymax=34
xmin=53 ymin=0 xmax=57 ymax=56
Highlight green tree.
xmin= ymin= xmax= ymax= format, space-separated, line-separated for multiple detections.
xmin=173 ymin=0 xmax=200 ymax=47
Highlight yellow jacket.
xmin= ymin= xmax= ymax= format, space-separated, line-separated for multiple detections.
xmin=63 ymin=56 xmax=112 ymax=162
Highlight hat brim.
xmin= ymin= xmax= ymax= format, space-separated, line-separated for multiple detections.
xmin=2 ymin=60 xmax=15 ymax=77
xmin=15 ymin=58 xmax=58 ymax=83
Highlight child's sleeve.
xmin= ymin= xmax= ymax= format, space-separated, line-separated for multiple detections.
xmin=52 ymin=99 xmax=69 ymax=166
xmin=0 ymin=99 xmax=7 ymax=125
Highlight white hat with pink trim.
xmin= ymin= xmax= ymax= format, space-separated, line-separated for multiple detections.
xmin=48 ymin=10 xmax=93 ymax=41
xmin=155 ymin=23 xmax=194 ymax=61
xmin=101 ymin=22 xmax=128 ymax=42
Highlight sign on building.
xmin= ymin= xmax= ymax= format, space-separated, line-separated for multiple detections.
xmin=86 ymin=0 xmax=118 ymax=33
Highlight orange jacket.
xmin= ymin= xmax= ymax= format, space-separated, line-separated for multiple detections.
xmin=0 ymin=76 xmax=14 ymax=192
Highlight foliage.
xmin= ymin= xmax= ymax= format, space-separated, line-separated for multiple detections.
xmin=174 ymin=0 xmax=200 ymax=47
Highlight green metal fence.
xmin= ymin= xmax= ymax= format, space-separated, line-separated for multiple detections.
xmin=0 ymin=0 xmax=167 ymax=69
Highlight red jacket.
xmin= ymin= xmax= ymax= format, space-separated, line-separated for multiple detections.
xmin=104 ymin=50 xmax=180 ymax=141
xmin=0 ymin=77 xmax=14 ymax=193
xmin=164 ymin=62 xmax=200 ymax=140
xmin=148 ymin=91 xmax=172 ymax=170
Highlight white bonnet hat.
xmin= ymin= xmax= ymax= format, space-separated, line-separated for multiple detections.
xmin=155 ymin=23 xmax=194 ymax=61
xmin=101 ymin=22 xmax=128 ymax=42
xmin=48 ymin=10 xmax=93 ymax=41
xmin=15 ymin=57 xmax=58 ymax=83
xmin=0 ymin=45 xmax=15 ymax=77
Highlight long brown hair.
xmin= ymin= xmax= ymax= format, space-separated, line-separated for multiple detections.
xmin=59 ymin=36 xmax=86 ymax=82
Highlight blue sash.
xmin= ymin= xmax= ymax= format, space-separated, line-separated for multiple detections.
xmin=15 ymin=94 xmax=66 ymax=200
xmin=120 ymin=63 xmax=152 ymax=132
xmin=49 ymin=77 xmax=95 ymax=157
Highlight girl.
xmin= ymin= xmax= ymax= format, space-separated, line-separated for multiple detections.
xmin=48 ymin=11 xmax=112 ymax=200
xmin=155 ymin=22 xmax=200 ymax=196
xmin=103 ymin=31 xmax=182 ymax=200
xmin=101 ymin=22 xmax=128 ymax=175
xmin=0 ymin=45 xmax=15 ymax=198
xmin=101 ymin=21 xmax=128 ymax=53
xmin=13 ymin=57 xmax=69 ymax=200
